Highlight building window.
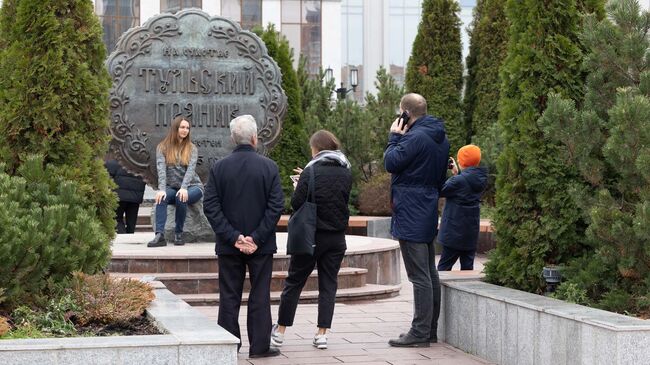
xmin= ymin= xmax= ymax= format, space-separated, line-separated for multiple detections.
xmin=96 ymin=0 xmax=141 ymax=53
xmin=221 ymin=0 xmax=262 ymax=30
xmin=160 ymin=0 xmax=202 ymax=13
xmin=281 ymin=0 xmax=321 ymax=75
xmin=388 ymin=0 xmax=421 ymax=86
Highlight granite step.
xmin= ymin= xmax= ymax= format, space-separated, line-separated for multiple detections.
xmin=111 ymin=267 xmax=368 ymax=294
xmin=177 ymin=284 xmax=402 ymax=306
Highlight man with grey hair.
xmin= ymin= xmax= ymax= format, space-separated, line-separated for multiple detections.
xmin=203 ymin=114 xmax=284 ymax=358
xmin=384 ymin=93 xmax=450 ymax=347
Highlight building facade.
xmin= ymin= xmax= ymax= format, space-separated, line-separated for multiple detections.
xmin=6 ymin=0 xmax=649 ymax=99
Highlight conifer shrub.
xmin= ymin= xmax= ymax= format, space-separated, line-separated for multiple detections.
xmin=463 ymin=0 xmax=508 ymax=206
xmin=483 ymin=0 xmax=605 ymax=293
xmin=357 ymin=171 xmax=392 ymax=216
xmin=0 ymin=156 xmax=111 ymax=311
xmin=405 ymin=0 xmax=464 ymax=152
xmin=0 ymin=0 xmax=115 ymax=241
xmin=539 ymin=0 xmax=650 ymax=315
xmin=254 ymin=25 xmax=309 ymax=210
xmin=70 ymin=273 xmax=155 ymax=326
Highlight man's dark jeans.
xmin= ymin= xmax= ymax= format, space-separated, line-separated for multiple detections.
xmin=399 ymin=240 xmax=441 ymax=339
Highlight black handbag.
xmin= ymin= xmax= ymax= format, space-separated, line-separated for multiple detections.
xmin=286 ymin=166 xmax=317 ymax=255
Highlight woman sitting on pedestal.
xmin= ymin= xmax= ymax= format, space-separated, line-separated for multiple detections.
xmin=148 ymin=116 xmax=203 ymax=247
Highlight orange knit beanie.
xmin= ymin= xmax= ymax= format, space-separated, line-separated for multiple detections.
xmin=457 ymin=144 xmax=481 ymax=167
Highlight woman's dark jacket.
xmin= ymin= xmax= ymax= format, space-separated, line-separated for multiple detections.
xmin=291 ymin=159 xmax=353 ymax=235
xmin=437 ymin=166 xmax=488 ymax=251
xmin=105 ymin=159 xmax=146 ymax=204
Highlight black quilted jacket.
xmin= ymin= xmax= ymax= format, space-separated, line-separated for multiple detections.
xmin=291 ymin=159 xmax=352 ymax=232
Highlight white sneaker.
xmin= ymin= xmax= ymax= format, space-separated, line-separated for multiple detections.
xmin=270 ymin=324 xmax=284 ymax=347
xmin=313 ymin=334 xmax=327 ymax=349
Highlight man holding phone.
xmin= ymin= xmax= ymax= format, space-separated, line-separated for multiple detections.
xmin=384 ymin=93 xmax=450 ymax=347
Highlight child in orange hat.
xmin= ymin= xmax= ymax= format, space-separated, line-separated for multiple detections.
xmin=437 ymin=144 xmax=487 ymax=271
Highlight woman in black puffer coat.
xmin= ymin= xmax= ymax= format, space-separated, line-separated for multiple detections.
xmin=271 ymin=130 xmax=352 ymax=350
xmin=105 ymin=159 xmax=146 ymax=234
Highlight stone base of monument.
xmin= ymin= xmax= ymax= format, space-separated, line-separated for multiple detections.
xmin=150 ymin=199 xmax=216 ymax=243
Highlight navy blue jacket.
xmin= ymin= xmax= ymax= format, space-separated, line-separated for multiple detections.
xmin=437 ymin=166 xmax=488 ymax=251
xmin=105 ymin=159 xmax=146 ymax=204
xmin=203 ymin=144 xmax=284 ymax=256
xmin=384 ymin=115 xmax=450 ymax=243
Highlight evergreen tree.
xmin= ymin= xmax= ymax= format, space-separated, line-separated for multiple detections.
xmin=540 ymin=0 xmax=650 ymax=315
xmin=467 ymin=0 xmax=508 ymax=139
xmin=297 ymin=56 xmax=335 ymax=136
xmin=365 ymin=66 xmax=404 ymax=178
xmin=484 ymin=0 xmax=605 ymax=292
xmin=0 ymin=156 xmax=111 ymax=309
xmin=254 ymin=25 xmax=309 ymax=210
xmin=405 ymin=0 xmax=464 ymax=152
xmin=463 ymin=0 xmax=508 ymax=205
xmin=0 ymin=0 xmax=114 ymax=308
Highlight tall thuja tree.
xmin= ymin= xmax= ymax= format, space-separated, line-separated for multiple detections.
xmin=540 ymin=0 xmax=650 ymax=314
xmin=463 ymin=0 xmax=509 ymax=205
xmin=484 ymin=0 xmax=604 ymax=292
xmin=254 ymin=25 xmax=309 ymax=209
xmin=468 ymin=0 xmax=508 ymax=139
xmin=0 ymin=0 xmax=114 ymax=307
xmin=405 ymin=0 xmax=464 ymax=152
xmin=468 ymin=0 xmax=508 ymax=206
xmin=0 ymin=0 xmax=114 ymax=237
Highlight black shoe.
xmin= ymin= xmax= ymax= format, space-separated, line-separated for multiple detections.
xmin=389 ymin=333 xmax=430 ymax=347
xmin=249 ymin=347 xmax=281 ymax=358
xmin=174 ymin=232 xmax=184 ymax=246
xmin=400 ymin=332 xmax=437 ymax=343
xmin=147 ymin=233 xmax=166 ymax=247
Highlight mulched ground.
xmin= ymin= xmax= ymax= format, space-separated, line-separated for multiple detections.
xmin=76 ymin=315 xmax=164 ymax=336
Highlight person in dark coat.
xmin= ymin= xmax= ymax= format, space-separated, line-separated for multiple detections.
xmin=384 ymin=93 xmax=450 ymax=347
xmin=437 ymin=145 xmax=488 ymax=271
xmin=202 ymin=114 xmax=284 ymax=359
xmin=270 ymin=130 xmax=353 ymax=350
xmin=105 ymin=159 xmax=146 ymax=234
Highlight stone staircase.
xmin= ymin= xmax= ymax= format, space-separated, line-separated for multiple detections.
xmin=109 ymin=233 xmax=402 ymax=306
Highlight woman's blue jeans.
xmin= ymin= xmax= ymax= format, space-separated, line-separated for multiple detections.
xmin=154 ymin=186 xmax=203 ymax=234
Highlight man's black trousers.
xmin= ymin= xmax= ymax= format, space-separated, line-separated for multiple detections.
xmin=217 ymin=253 xmax=273 ymax=356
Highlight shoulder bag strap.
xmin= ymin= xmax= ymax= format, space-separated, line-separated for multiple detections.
xmin=307 ymin=165 xmax=316 ymax=203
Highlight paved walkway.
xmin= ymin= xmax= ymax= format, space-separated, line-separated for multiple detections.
xmin=194 ymin=255 xmax=492 ymax=365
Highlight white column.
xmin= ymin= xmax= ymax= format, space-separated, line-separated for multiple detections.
xmin=140 ymin=0 xmax=160 ymax=25
xmin=263 ymin=0 xmax=282 ymax=30
xmin=203 ymin=0 xmax=221 ymax=15
xmin=322 ymin=0 xmax=342 ymax=85
xmin=363 ymin=0 xmax=386 ymax=96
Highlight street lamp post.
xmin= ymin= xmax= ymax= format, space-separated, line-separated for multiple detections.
xmin=323 ymin=67 xmax=360 ymax=154
xmin=324 ymin=67 xmax=359 ymax=100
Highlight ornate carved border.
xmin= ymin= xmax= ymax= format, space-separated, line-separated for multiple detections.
xmin=105 ymin=10 xmax=287 ymax=184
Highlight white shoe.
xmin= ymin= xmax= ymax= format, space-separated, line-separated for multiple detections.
xmin=313 ymin=334 xmax=327 ymax=349
xmin=270 ymin=324 xmax=284 ymax=347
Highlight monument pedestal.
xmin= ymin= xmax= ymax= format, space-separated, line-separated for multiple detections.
xmin=150 ymin=199 xmax=216 ymax=243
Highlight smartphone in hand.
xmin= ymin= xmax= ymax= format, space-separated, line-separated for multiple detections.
xmin=398 ymin=111 xmax=411 ymax=130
